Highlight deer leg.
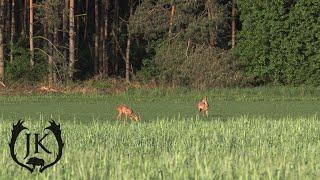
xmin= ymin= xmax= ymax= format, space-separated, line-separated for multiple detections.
xmin=124 ymin=115 xmax=128 ymax=123
xmin=116 ymin=113 xmax=121 ymax=121
xmin=202 ymin=109 xmax=206 ymax=116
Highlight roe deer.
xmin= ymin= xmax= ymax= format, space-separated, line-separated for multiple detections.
xmin=116 ymin=104 xmax=140 ymax=122
xmin=197 ymin=97 xmax=209 ymax=117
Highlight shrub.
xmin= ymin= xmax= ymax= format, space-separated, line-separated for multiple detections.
xmin=5 ymin=40 xmax=47 ymax=82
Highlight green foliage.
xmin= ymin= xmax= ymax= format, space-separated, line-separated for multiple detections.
xmin=136 ymin=57 xmax=160 ymax=82
xmin=5 ymin=39 xmax=47 ymax=82
xmin=130 ymin=0 xmax=236 ymax=87
xmin=37 ymin=0 xmax=63 ymax=33
xmin=154 ymin=41 xmax=188 ymax=85
xmin=237 ymin=0 xmax=320 ymax=85
xmin=153 ymin=40 xmax=245 ymax=88
xmin=129 ymin=1 xmax=169 ymax=40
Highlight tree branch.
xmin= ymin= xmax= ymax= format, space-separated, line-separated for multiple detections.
xmin=111 ymin=29 xmax=126 ymax=62
xmin=34 ymin=48 xmax=63 ymax=82
xmin=33 ymin=36 xmax=65 ymax=59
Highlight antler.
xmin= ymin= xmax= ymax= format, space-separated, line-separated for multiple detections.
xmin=8 ymin=120 xmax=34 ymax=173
xmin=40 ymin=120 xmax=64 ymax=172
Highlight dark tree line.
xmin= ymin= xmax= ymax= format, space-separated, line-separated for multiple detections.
xmin=0 ymin=0 xmax=319 ymax=88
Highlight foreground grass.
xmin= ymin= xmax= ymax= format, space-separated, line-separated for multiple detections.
xmin=1 ymin=116 xmax=320 ymax=179
xmin=0 ymin=87 xmax=319 ymax=179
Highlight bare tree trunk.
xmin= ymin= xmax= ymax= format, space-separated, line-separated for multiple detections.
xmin=76 ymin=0 xmax=80 ymax=36
xmin=111 ymin=29 xmax=124 ymax=77
xmin=43 ymin=12 xmax=52 ymax=87
xmin=0 ymin=0 xmax=4 ymax=80
xmin=68 ymin=0 xmax=75 ymax=80
xmin=231 ymin=0 xmax=236 ymax=48
xmin=125 ymin=0 xmax=133 ymax=83
xmin=186 ymin=38 xmax=191 ymax=58
xmin=29 ymin=0 xmax=34 ymax=67
xmin=94 ymin=0 xmax=99 ymax=74
xmin=83 ymin=0 xmax=88 ymax=40
xmin=114 ymin=0 xmax=118 ymax=27
xmin=63 ymin=0 xmax=68 ymax=80
xmin=48 ymin=35 xmax=53 ymax=87
xmin=5 ymin=0 xmax=10 ymax=40
xmin=99 ymin=2 xmax=104 ymax=75
xmin=125 ymin=36 xmax=131 ymax=83
xmin=10 ymin=0 xmax=15 ymax=63
xmin=113 ymin=0 xmax=119 ymax=76
xmin=21 ymin=0 xmax=26 ymax=36
xmin=103 ymin=0 xmax=109 ymax=78
xmin=168 ymin=4 xmax=176 ymax=38
xmin=53 ymin=26 xmax=58 ymax=83
xmin=99 ymin=24 xmax=103 ymax=75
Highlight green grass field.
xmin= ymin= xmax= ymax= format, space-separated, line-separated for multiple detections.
xmin=0 ymin=87 xmax=320 ymax=179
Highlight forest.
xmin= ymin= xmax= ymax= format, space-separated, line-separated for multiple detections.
xmin=0 ymin=0 xmax=319 ymax=89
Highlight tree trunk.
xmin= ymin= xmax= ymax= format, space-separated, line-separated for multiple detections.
xmin=114 ymin=0 xmax=119 ymax=27
xmin=113 ymin=0 xmax=119 ymax=76
xmin=10 ymin=0 xmax=15 ymax=63
xmin=83 ymin=0 xmax=88 ymax=40
xmin=125 ymin=0 xmax=133 ymax=83
xmin=231 ymin=0 xmax=236 ymax=48
xmin=103 ymin=0 xmax=109 ymax=78
xmin=94 ymin=0 xmax=99 ymax=74
xmin=29 ymin=0 xmax=34 ymax=67
xmin=44 ymin=11 xmax=52 ymax=87
xmin=48 ymin=34 xmax=53 ymax=87
xmin=99 ymin=1 xmax=103 ymax=75
xmin=125 ymin=36 xmax=131 ymax=83
xmin=0 ymin=0 xmax=4 ymax=80
xmin=5 ymin=0 xmax=10 ymax=41
xmin=21 ymin=0 xmax=27 ymax=36
xmin=63 ymin=0 xmax=68 ymax=80
xmin=68 ymin=0 xmax=75 ymax=80
xmin=76 ymin=0 xmax=80 ymax=37
xmin=99 ymin=24 xmax=103 ymax=75
xmin=53 ymin=26 xmax=58 ymax=83
xmin=168 ymin=4 xmax=176 ymax=38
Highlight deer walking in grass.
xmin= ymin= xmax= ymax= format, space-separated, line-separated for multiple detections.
xmin=197 ymin=97 xmax=209 ymax=117
xmin=116 ymin=104 xmax=140 ymax=122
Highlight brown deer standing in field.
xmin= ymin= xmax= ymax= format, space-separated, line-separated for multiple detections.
xmin=197 ymin=97 xmax=209 ymax=117
xmin=116 ymin=104 xmax=140 ymax=122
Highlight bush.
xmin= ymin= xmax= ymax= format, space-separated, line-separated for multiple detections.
xmin=5 ymin=40 xmax=47 ymax=82
xmin=152 ymin=41 xmax=245 ymax=89
xmin=236 ymin=0 xmax=320 ymax=85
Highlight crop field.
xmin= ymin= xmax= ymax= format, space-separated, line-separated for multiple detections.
xmin=0 ymin=87 xmax=320 ymax=179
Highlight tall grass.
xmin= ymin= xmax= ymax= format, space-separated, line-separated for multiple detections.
xmin=1 ymin=116 xmax=320 ymax=179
